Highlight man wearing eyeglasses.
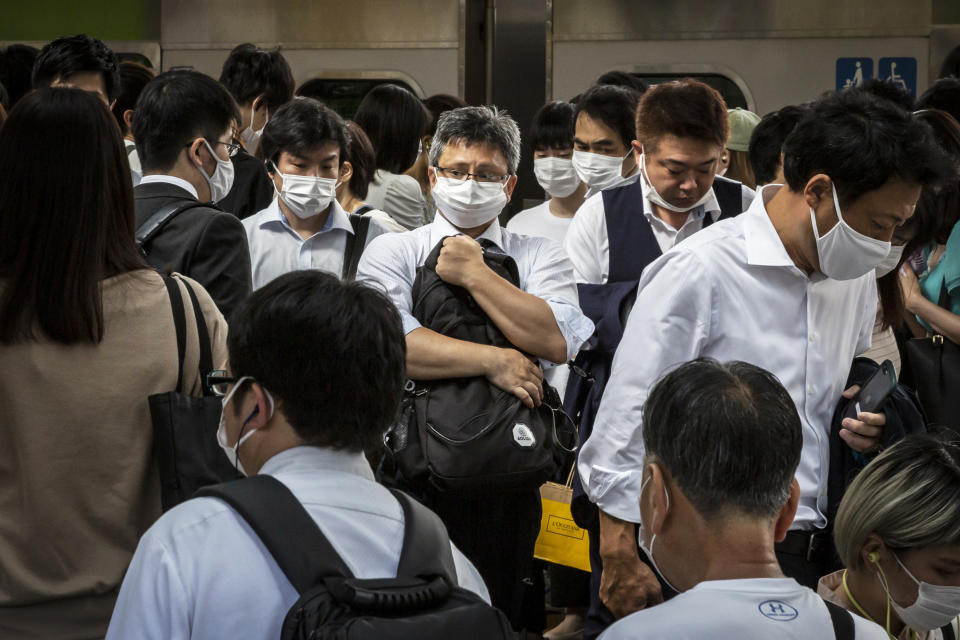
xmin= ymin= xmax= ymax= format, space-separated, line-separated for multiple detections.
xmin=133 ymin=69 xmax=252 ymax=318
xmin=357 ymin=105 xmax=593 ymax=631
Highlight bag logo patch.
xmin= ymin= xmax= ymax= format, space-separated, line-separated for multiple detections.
xmin=513 ymin=423 xmax=536 ymax=447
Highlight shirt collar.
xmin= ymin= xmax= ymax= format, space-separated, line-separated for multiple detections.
xmin=429 ymin=211 xmax=505 ymax=251
xmin=260 ymin=445 xmax=375 ymax=481
xmin=139 ymin=174 xmax=199 ymax=200
xmin=742 ymin=184 xmax=797 ymax=268
xmin=259 ymin=197 xmax=354 ymax=237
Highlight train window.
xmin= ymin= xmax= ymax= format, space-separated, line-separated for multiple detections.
xmin=116 ymin=53 xmax=154 ymax=69
xmin=295 ymin=79 xmax=418 ymax=120
xmin=628 ymin=73 xmax=749 ymax=110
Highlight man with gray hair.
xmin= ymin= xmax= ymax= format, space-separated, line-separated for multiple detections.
xmin=358 ymin=105 xmax=593 ymax=630
xmin=600 ymin=359 xmax=886 ymax=639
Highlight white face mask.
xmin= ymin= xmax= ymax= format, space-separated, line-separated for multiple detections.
xmin=534 ymin=157 xmax=581 ymax=199
xmin=216 ymin=376 xmax=275 ymax=476
xmin=640 ymin=151 xmax=714 ymax=214
xmin=572 ymin=149 xmax=631 ymax=192
xmin=886 ymin=553 xmax=960 ymax=631
xmin=875 ymin=244 xmax=906 ymax=278
xmin=274 ymin=170 xmax=340 ymax=219
xmin=198 ymin=139 xmax=236 ymax=203
xmin=638 ymin=471 xmax=681 ymax=594
xmin=811 ymin=184 xmax=891 ymax=280
xmin=240 ymin=103 xmax=267 ymax=152
xmin=431 ymin=170 xmax=508 ymax=228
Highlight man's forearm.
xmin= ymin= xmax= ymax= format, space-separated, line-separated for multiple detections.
xmin=405 ymin=327 xmax=492 ymax=380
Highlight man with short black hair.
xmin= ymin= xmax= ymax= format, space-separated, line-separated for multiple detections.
xmin=243 ymin=97 xmax=392 ymax=288
xmin=133 ymin=69 xmax=251 ymax=317
xmin=748 ymin=105 xmax=809 ymax=187
xmin=218 ymin=43 xmax=296 ymax=219
xmin=571 ymin=84 xmax=640 ymax=198
xmin=581 ymin=89 xmax=955 ymax=626
xmin=32 ymin=34 xmax=119 ymax=107
xmin=105 ymin=271 xmax=489 ymax=639
xmin=598 ymin=360 xmax=886 ymax=639
xmin=917 ymin=76 xmax=960 ymax=124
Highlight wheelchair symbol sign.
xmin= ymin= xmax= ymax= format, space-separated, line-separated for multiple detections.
xmin=878 ymin=58 xmax=917 ymax=96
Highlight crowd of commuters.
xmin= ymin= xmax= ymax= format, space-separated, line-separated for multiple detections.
xmin=1 ymin=32 xmax=960 ymax=640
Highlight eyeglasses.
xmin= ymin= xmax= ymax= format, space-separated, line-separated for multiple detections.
xmin=207 ymin=369 xmax=237 ymax=396
xmin=184 ymin=140 xmax=241 ymax=158
xmin=434 ymin=166 xmax=510 ymax=183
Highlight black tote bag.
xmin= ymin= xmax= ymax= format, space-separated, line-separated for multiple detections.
xmin=903 ymin=280 xmax=960 ymax=428
xmin=148 ymin=276 xmax=240 ymax=512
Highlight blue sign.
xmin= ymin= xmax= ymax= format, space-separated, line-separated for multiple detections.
xmin=878 ymin=57 xmax=917 ymax=96
xmin=836 ymin=58 xmax=874 ymax=91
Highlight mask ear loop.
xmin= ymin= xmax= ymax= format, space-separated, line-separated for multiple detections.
xmin=232 ymin=389 xmax=276 ymax=473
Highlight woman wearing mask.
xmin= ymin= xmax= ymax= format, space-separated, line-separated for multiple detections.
xmin=0 ymin=88 xmax=227 ymax=638
xmin=819 ymin=434 xmax=960 ymax=640
xmin=507 ymin=101 xmax=587 ymax=244
xmin=337 ymin=120 xmax=406 ymax=233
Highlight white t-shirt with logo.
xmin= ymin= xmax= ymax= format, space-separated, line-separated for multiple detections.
xmin=599 ymin=578 xmax=888 ymax=639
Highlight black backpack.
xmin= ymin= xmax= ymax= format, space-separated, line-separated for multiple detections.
xmin=196 ymin=475 xmax=514 ymax=639
xmin=384 ymin=237 xmax=576 ymax=495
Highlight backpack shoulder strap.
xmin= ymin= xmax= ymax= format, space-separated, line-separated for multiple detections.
xmin=353 ymin=204 xmax=374 ymax=216
xmin=823 ymin=599 xmax=856 ymax=640
xmin=160 ymin=275 xmax=187 ymax=393
xmin=342 ymin=213 xmax=373 ymax=281
xmin=136 ymin=200 xmax=206 ymax=249
xmin=176 ymin=276 xmax=214 ymax=393
xmin=391 ymin=489 xmax=458 ymax=585
xmin=196 ymin=475 xmax=354 ymax=593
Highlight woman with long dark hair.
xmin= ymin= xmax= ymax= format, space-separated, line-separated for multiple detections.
xmin=0 ymin=88 xmax=227 ymax=638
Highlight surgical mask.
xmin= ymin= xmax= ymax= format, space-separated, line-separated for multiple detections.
xmin=638 ymin=472 xmax=681 ymax=594
xmin=640 ymin=151 xmax=714 ymax=214
xmin=274 ymin=170 xmax=340 ymax=219
xmin=534 ymin=157 xmax=581 ymax=198
xmin=811 ymin=184 xmax=891 ymax=280
xmin=875 ymin=244 xmax=906 ymax=278
xmin=885 ymin=553 xmax=960 ymax=631
xmin=572 ymin=149 xmax=631 ymax=192
xmin=216 ymin=376 xmax=275 ymax=476
xmin=240 ymin=104 xmax=267 ymax=152
xmin=432 ymin=172 xmax=508 ymax=228
xmin=199 ymin=139 xmax=236 ymax=203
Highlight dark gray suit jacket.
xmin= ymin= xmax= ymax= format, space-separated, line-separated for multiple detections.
xmin=134 ymin=181 xmax=252 ymax=319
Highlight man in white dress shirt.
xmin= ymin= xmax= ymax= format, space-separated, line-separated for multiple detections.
xmin=599 ymin=359 xmax=887 ymax=640
xmin=106 ymin=271 xmax=489 ymax=640
xmin=357 ymin=105 xmax=594 ymax=630
xmin=579 ymin=89 xmax=956 ymax=625
xmin=243 ymin=98 xmax=392 ymax=289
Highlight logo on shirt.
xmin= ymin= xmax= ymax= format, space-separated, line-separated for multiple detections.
xmin=513 ymin=424 xmax=536 ymax=447
xmin=758 ymin=600 xmax=799 ymax=621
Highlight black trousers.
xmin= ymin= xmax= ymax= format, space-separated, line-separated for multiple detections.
xmin=548 ymin=563 xmax=591 ymax=609
xmin=775 ymin=549 xmax=832 ymax=590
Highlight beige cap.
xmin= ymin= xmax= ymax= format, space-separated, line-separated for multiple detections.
xmin=727 ymin=108 xmax=761 ymax=152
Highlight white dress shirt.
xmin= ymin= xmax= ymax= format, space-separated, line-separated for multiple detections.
xmin=242 ymin=198 xmax=392 ymax=289
xmin=139 ymin=174 xmax=199 ymax=199
xmin=105 ymin=446 xmax=489 ymax=640
xmin=357 ymin=213 xmax=594 ymax=363
xmin=506 ymin=200 xmax=575 ymax=245
xmin=564 ymin=172 xmax=756 ymax=284
xmin=365 ymin=169 xmax=428 ymax=230
xmin=125 ymin=139 xmax=142 ymax=186
xmin=599 ymin=578 xmax=887 ymax=639
xmin=578 ymin=185 xmax=876 ymax=529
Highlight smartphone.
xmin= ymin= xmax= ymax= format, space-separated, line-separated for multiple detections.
xmin=845 ymin=360 xmax=897 ymax=420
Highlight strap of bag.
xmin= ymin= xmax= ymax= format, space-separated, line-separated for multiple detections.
xmin=943 ymin=618 xmax=958 ymax=640
xmin=196 ymin=475 xmax=354 ymax=593
xmin=939 ymin=278 xmax=951 ymax=310
xmin=136 ymin=200 xmax=205 ymax=249
xmin=823 ymin=599 xmax=856 ymax=640
xmin=353 ymin=204 xmax=374 ymax=216
xmin=161 ymin=275 xmax=188 ymax=393
xmin=390 ymin=489 xmax=458 ymax=584
xmin=179 ymin=277 xmax=214 ymax=391
xmin=342 ymin=213 xmax=372 ymax=281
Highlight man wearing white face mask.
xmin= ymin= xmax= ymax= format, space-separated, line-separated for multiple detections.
xmin=599 ymin=359 xmax=887 ymax=640
xmin=133 ymin=69 xmax=252 ymax=318
xmin=580 ymin=89 xmax=957 ymax=631
xmin=242 ymin=98 xmax=392 ymax=289
xmin=358 ymin=105 xmax=593 ymax=630
xmin=570 ymin=84 xmax=640 ymax=199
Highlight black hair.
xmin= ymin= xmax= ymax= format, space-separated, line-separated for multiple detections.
xmin=0 ymin=88 xmax=146 ymax=344
xmin=132 ymin=69 xmax=240 ymax=173
xmin=422 ymin=93 xmax=468 ymax=136
xmin=635 ymin=79 xmax=728 ymax=150
xmin=939 ymin=45 xmax=960 ymax=80
xmin=596 ymin=70 xmax=648 ymax=95
xmin=917 ymin=77 xmax=960 ymax=127
xmin=858 ymin=78 xmax=916 ymax=111
xmin=31 ymin=34 xmax=120 ymax=103
xmin=529 ymin=100 xmax=576 ymax=152
xmin=111 ymin=61 xmax=155 ymax=135
xmin=354 ymin=84 xmax=429 ymax=174
xmin=0 ymin=44 xmax=39 ymax=107
xmin=0 ymin=82 xmax=7 ymax=111
xmin=748 ymin=105 xmax=808 ymax=186
xmin=575 ymin=84 xmax=640 ymax=150
xmin=344 ymin=120 xmax=376 ymax=200
xmin=227 ymin=271 xmax=406 ymax=451
xmin=784 ymin=89 xmax=955 ymax=206
xmin=257 ymin=97 xmax=349 ymax=167
xmin=218 ymin=43 xmax=294 ymax=111
xmin=643 ymin=359 xmax=803 ymax=520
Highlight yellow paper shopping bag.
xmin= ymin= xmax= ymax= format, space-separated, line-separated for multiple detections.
xmin=533 ymin=466 xmax=591 ymax=572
